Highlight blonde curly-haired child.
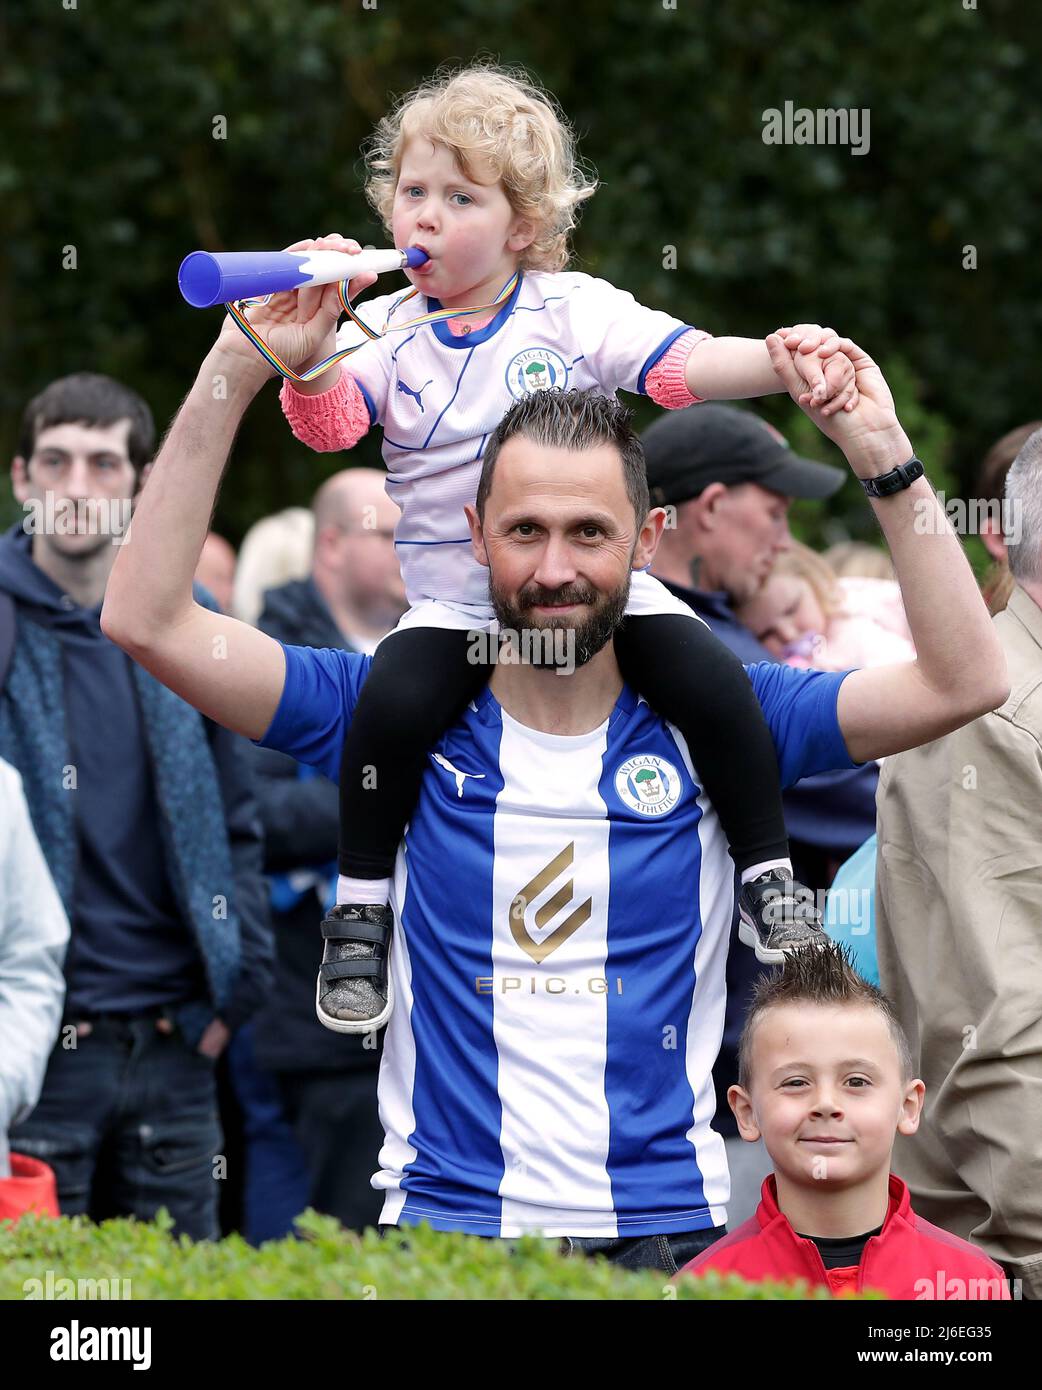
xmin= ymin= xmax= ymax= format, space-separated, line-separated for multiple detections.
xmin=262 ymin=63 xmax=858 ymax=1030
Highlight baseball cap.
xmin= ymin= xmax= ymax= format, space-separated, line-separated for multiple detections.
xmin=641 ymin=403 xmax=846 ymax=507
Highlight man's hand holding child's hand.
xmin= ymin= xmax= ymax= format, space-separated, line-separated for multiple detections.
xmin=775 ymin=324 xmax=860 ymax=417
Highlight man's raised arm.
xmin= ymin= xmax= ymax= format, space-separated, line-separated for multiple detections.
xmin=766 ymin=332 xmax=1009 ymax=764
xmin=101 ymin=286 xmax=341 ymax=739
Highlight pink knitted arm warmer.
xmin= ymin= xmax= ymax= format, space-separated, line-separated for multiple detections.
xmin=279 ymin=372 xmax=373 ymax=453
xmin=645 ymin=329 xmax=713 ymax=409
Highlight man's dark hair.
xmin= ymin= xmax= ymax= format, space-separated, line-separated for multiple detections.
xmin=476 ymin=388 xmax=650 ymax=525
xmin=18 ymin=373 xmax=155 ymax=477
xmin=737 ymin=941 xmax=915 ymax=1089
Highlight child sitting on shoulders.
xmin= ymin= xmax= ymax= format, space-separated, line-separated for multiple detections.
xmin=248 ymin=62 xmax=861 ymax=1031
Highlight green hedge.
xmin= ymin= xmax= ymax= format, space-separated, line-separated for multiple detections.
xmin=0 ymin=1210 xmax=857 ymax=1300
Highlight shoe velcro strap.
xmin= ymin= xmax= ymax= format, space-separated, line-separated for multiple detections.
xmin=320 ymin=918 xmax=390 ymax=945
xmin=319 ymin=959 xmax=386 ymax=981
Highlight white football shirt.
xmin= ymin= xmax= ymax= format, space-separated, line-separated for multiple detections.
xmin=338 ymin=270 xmax=695 ymax=607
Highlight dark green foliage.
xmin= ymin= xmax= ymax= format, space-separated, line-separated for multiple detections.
xmin=0 ymin=1210 xmax=864 ymax=1299
xmin=3 ymin=0 xmax=1038 ymax=550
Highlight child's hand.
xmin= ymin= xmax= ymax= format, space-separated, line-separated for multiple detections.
xmin=766 ymin=332 xmax=904 ymax=460
xmin=215 ymin=234 xmax=378 ymax=377
xmin=292 ymin=233 xmax=380 ymax=318
xmin=776 ymin=324 xmax=860 ymax=417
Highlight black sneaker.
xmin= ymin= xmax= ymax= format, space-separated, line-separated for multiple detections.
xmin=315 ymin=903 xmax=394 ymax=1034
xmin=737 ymin=870 xmax=828 ymax=965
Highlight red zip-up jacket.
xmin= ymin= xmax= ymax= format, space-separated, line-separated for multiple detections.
xmin=678 ymin=1174 xmax=1011 ymax=1299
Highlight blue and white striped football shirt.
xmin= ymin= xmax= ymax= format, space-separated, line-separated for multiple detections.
xmin=255 ymin=646 xmax=859 ymax=1237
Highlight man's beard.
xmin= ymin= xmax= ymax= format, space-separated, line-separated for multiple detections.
xmin=488 ymin=571 xmax=631 ymax=669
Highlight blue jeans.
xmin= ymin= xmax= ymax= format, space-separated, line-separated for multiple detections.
xmin=9 ymin=1010 xmax=223 ymax=1241
xmin=381 ymin=1224 xmax=726 ymax=1275
xmin=225 ymin=1022 xmax=310 ymax=1246
xmin=559 ymin=1226 xmax=726 ymax=1275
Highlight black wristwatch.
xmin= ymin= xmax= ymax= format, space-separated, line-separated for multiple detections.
xmin=860 ymin=456 xmax=925 ymax=498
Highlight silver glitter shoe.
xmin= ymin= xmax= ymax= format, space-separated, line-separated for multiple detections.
xmin=737 ymin=870 xmax=828 ymax=966
xmin=315 ymin=903 xmax=394 ymax=1035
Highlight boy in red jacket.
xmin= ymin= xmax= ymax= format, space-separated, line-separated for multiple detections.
xmin=678 ymin=943 xmax=1010 ymax=1299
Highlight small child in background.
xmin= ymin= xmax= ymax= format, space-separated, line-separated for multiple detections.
xmin=737 ymin=540 xmax=915 ymax=671
xmin=676 ymin=943 xmax=1011 ymax=1299
xmin=823 ymin=539 xmax=896 ymax=582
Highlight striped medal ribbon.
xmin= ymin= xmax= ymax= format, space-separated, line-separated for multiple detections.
xmin=224 ymin=271 xmax=521 ymax=383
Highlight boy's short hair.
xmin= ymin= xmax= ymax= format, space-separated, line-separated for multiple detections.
xmin=18 ymin=372 xmax=155 ymax=479
xmin=363 ymin=60 xmax=597 ymax=273
xmin=737 ymin=941 xmax=915 ymax=1090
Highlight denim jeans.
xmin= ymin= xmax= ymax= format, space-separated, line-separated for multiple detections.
xmin=275 ymin=1068 xmax=387 ymax=1235
xmin=225 ymin=1022 xmax=310 ymax=1246
xmin=9 ymin=1010 xmax=223 ymax=1241
xmin=381 ymin=1223 xmax=727 ymax=1276
xmin=558 ymin=1226 xmax=726 ymax=1275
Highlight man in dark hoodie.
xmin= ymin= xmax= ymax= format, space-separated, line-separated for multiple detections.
xmin=247 ymin=467 xmax=405 ymax=1233
xmin=0 ymin=372 xmax=272 ymax=1240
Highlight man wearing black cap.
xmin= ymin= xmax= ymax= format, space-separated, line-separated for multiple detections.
xmin=641 ymin=404 xmax=881 ymax=869
xmin=643 ymin=404 xmax=846 ymax=656
xmin=641 ymin=402 xmax=883 ymax=1222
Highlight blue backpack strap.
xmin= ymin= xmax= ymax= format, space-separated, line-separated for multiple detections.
xmin=0 ymin=592 xmax=15 ymax=693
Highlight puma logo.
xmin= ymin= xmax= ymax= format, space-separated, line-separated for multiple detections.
xmin=396 ymin=377 xmax=434 ymax=411
xmin=431 ymin=752 xmax=486 ymax=798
